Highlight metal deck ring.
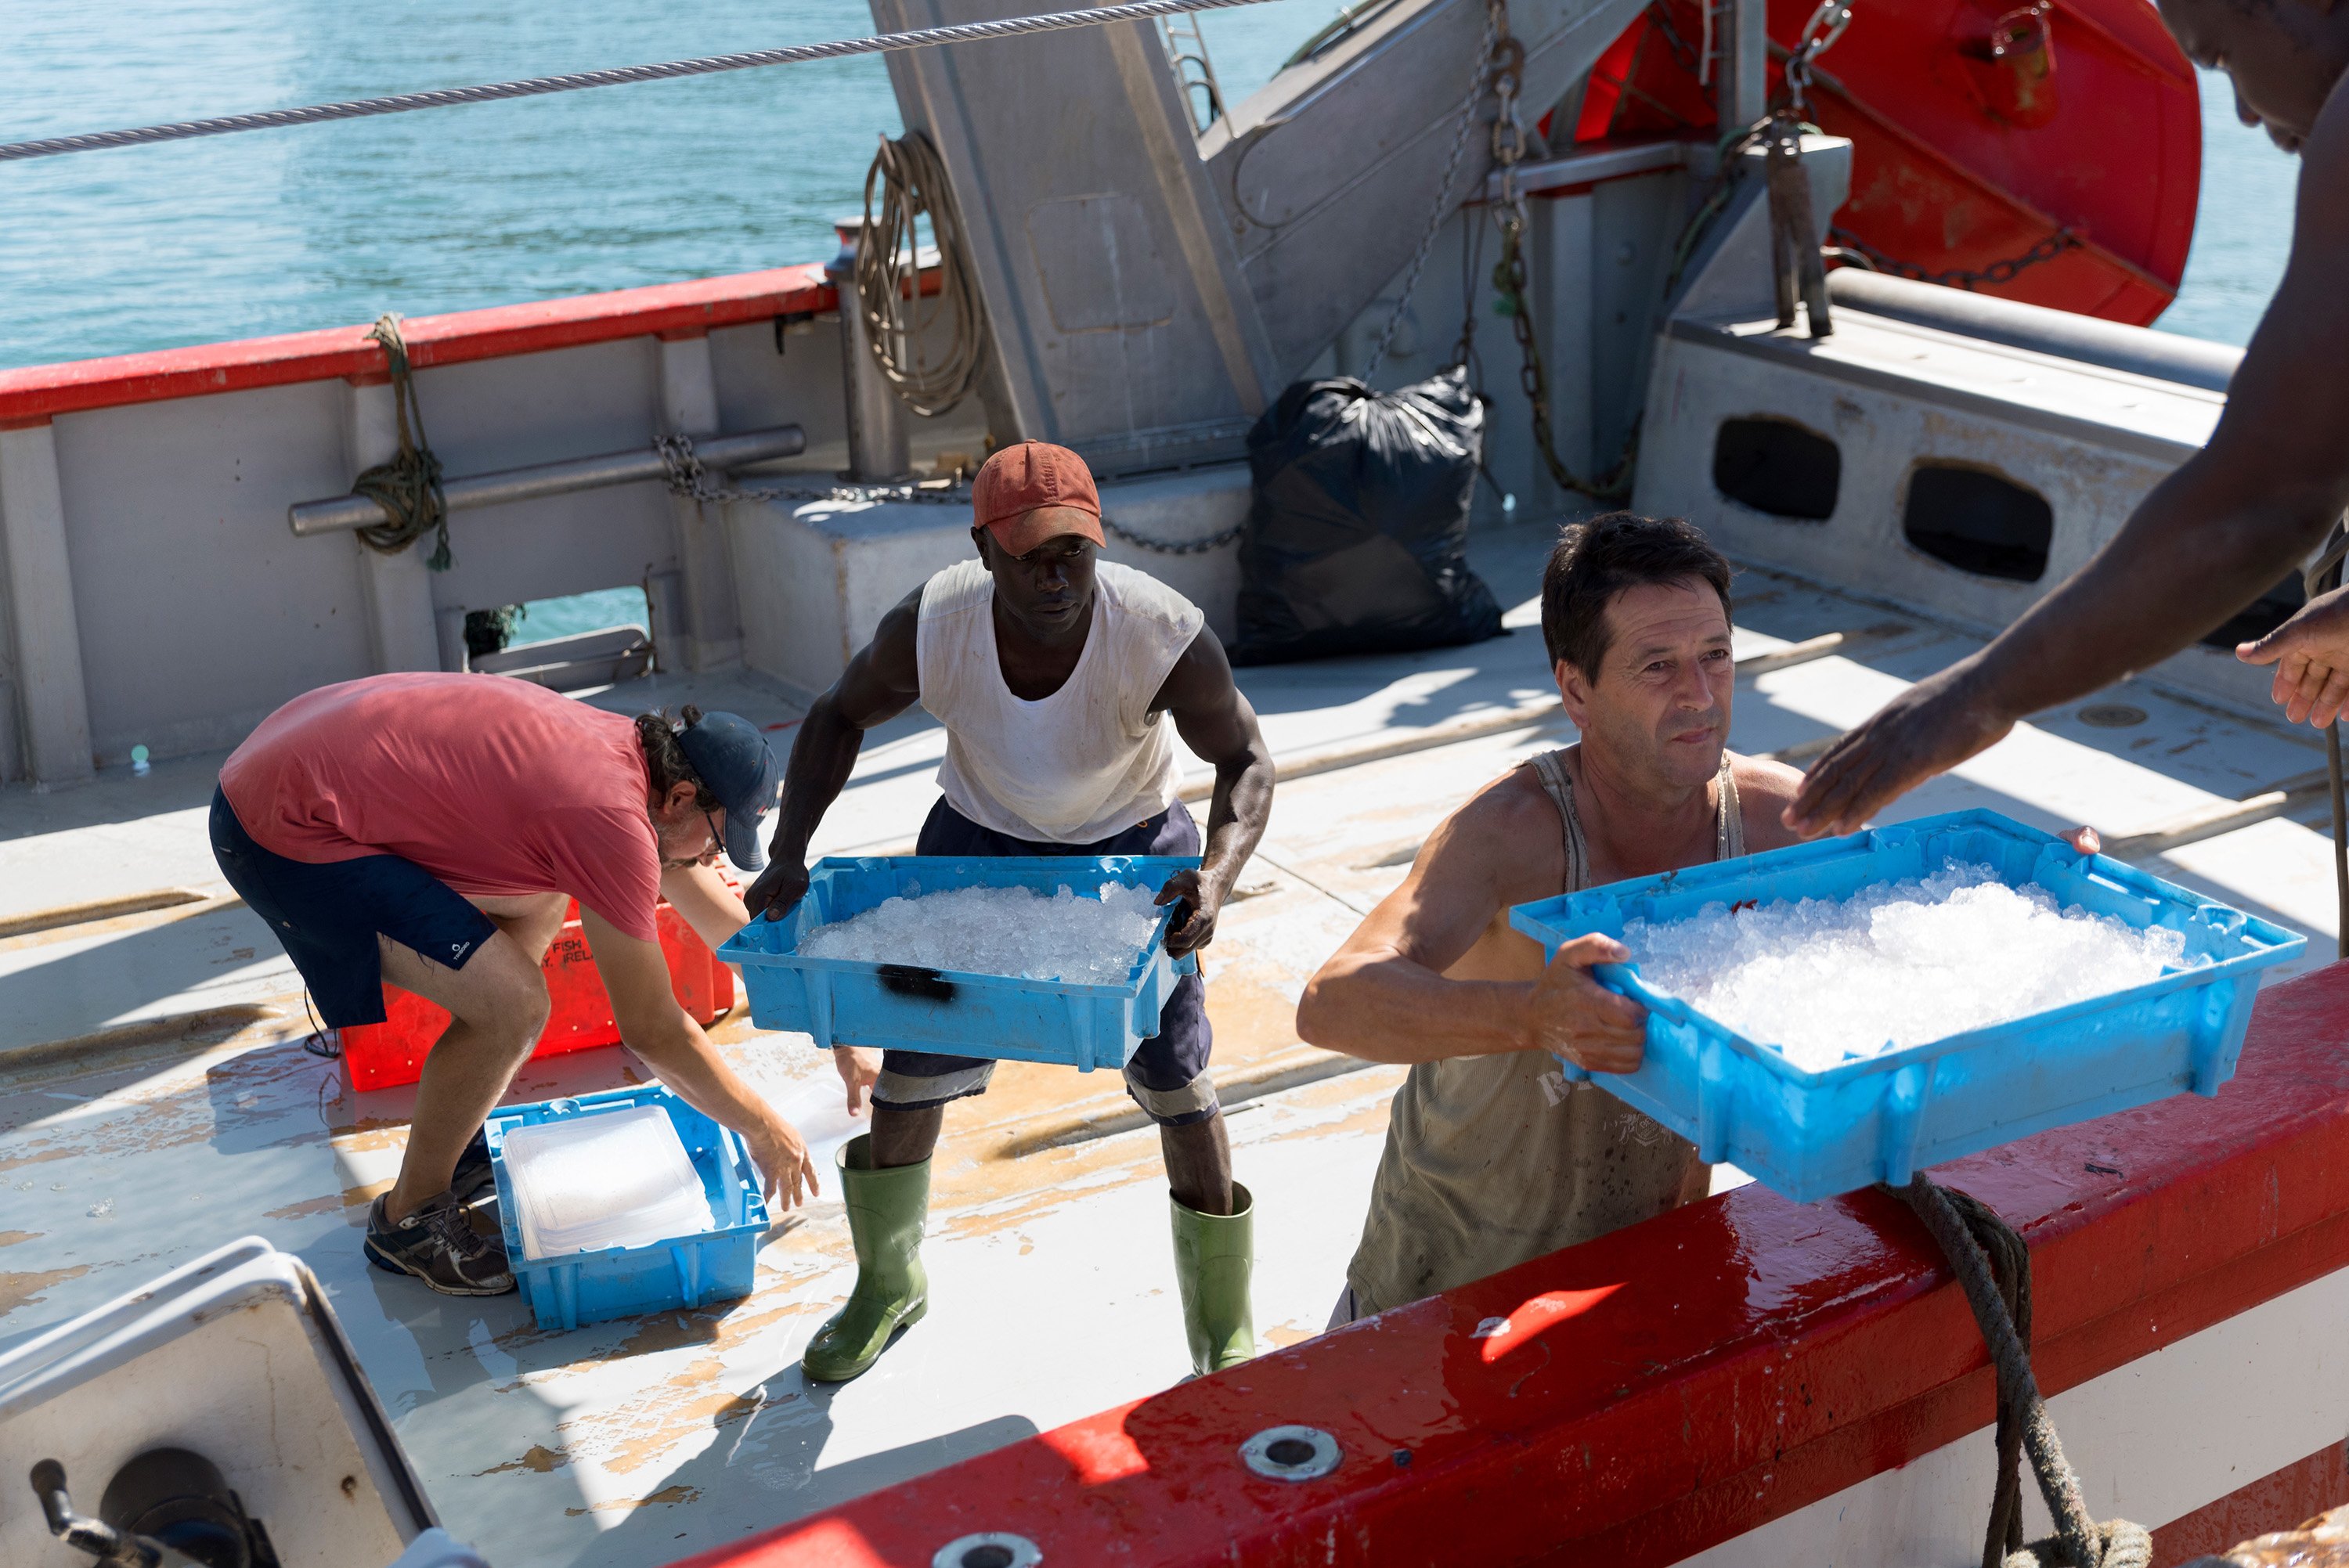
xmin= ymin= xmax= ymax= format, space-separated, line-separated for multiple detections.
xmin=1240 ymin=1424 xmax=1341 ymax=1481
xmin=933 ymin=1532 xmax=1043 ymax=1568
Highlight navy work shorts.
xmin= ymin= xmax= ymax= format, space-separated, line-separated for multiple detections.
xmin=870 ymin=797 xmax=1219 ymax=1127
xmin=210 ymin=787 xmax=497 ymax=1029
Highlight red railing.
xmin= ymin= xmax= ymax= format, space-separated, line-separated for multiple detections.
xmin=672 ymin=960 xmax=2349 ymax=1567
xmin=0 ymin=262 xmax=833 ymax=428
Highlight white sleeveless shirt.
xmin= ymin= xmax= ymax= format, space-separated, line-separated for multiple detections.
xmin=915 ymin=558 xmax=1205 ymax=844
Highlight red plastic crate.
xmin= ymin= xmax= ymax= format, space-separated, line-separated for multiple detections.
xmin=340 ymin=898 xmax=737 ymax=1091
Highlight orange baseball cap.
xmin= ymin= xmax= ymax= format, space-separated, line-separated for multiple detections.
xmin=972 ymin=441 xmax=1104 ymax=556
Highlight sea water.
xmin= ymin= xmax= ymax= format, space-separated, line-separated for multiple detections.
xmin=803 ymin=881 xmax=1167 ymax=984
xmin=0 ymin=7 xmax=2293 ymax=372
xmin=1622 ymin=860 xmax=2199 ymax=1071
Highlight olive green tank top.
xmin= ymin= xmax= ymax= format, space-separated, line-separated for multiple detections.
xmin=1344 ymin=748 xmax=1741 ymax=1317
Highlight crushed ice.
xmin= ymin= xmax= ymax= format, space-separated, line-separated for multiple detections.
xmin=802 ymin=881 xmax=1167 ymax=984
xmin=1622 ymin=860 xmax=2201 ymax=1071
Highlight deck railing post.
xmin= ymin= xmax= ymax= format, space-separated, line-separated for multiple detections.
xmin=1719 ymin=0 xmax=1770 ymax=129
xmin=0 ymin=420 xmax=95 ymax=785
xmin=657 ymin=333 xmax=744 ymax=672
xmin=827 ymin=222 xmax=912 ymax=483
xmin=345 ymin=380 xmax=445 ymax=676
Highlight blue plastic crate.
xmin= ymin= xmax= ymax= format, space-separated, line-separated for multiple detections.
xmin=719 ymin=855 xmax=1199 ymax=1071
xmin=1508 ymin=809 xmax=2304 ymax=1203
xmin=485 ymin=1083 xmax=768 ymax=1331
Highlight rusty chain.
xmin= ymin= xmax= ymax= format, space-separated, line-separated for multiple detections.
xmin=1481 ymin=0 xmax=1636 ymax=499
xmin=1828 ymin=223 xmax=2080 ymax=290
xmin=1100 ymin=514 xmax=1245 ymax=554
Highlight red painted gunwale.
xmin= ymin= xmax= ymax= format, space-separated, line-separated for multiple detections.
xmin=0 ymin=263 xmax=834 ymax=428
xmin=670 ymin=960 xmax=2349 ymax=1567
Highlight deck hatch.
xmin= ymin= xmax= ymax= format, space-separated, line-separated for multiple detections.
xmin=1903 ymin=463 xmax=2053 ymax=582
xmin=1712 ymin=416 xmax=1841 ymax=521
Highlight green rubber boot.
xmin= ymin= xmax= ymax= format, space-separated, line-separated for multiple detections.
xmin=1172 ymin=1181 xmax=1256 ymax=1376
xmin=801 ymin=1134 xmax=930 ymax=1384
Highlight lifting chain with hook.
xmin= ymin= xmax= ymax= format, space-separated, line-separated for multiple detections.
xmin=1480 ymin=0 xmax=1636 ymax=499
xmin=1783 ymin=0 xmax=1855 ymax=115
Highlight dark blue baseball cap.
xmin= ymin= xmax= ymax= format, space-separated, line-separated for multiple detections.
xmin=677 ymin=711 xmax=781 ymax=874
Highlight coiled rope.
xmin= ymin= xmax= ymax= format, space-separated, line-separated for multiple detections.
xmin=1893 ymin=1175 xmax=2151 ymax=1568
xmin=857 ymin=132 xmax=986 ymax=418
xmin=0 ymin=0 xmax=1280 ymax=164
xmin=351 ymin=314 xmax=453 ymax=571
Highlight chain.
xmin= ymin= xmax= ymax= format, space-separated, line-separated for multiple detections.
xmin=1100 ymin=514 xmax=1244 ymax=554
xmin=655 ymin=433 xmax=743 ymax=504
xmin=1828 ymin=224 xmax=2078 ymax=289
xmin=1362 ymin=2 xmax=1500 ymax=380
xmin=656 ymin=433 xmax=972 ymax=508
xmin=1782 ymin=0 xmax=1856 ymax=115
xmin=1481 ymin=1 xmax=1635 ymax=501
xmin=656 ymin=445 xmax=1226 ymax=552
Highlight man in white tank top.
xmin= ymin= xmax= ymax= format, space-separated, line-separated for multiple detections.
xmin=745 ymin=442 xmax=1276 ymax=1383
xmin=1296 ymin=515 xmax=1809 ymax=1324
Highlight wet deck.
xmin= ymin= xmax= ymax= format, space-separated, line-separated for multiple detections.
xmin=1 ymin=522 xmax=2334 ymax=1566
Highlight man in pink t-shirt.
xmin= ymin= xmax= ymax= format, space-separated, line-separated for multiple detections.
xmin=215 ymin=672 xmax=850 ymax=1296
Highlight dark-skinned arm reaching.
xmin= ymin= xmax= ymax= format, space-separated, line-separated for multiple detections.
xmin=1146 ymin=628 xmax=1275 ymax=957
xmin=1785 ymin=85 xmax=2349 ymax=837
xmin=741 ymin=586 xmax=924 ymax=1114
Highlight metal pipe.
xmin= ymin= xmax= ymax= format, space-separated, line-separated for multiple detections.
xmin=287 ymin=424 xmax=806 ymax=537
xmin=1481 ymin=139 xmax=1692 ymax=204
xmin=1828 ymin=270 xmax=2240 ymax=392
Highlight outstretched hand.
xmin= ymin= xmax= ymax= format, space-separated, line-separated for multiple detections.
xmin=743 ymin=860 xmax=810 ymax=924
xmin=1783 ymin=665 xmax=2014 ymax=838
xmin=747 ymin=1116 xmax=820 ymax=1210
xmin=2239 ymin=582 xmax=2349 ymax=727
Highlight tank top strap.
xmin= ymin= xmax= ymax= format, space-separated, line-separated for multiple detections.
xmin=1716 ymin=754 xmax=1745 ymax=862
xmin=1529 ymin=748 xmax=1592 ymax=893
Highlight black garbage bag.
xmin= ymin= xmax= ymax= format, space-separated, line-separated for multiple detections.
xmin=1230 ymin=366 xmax=1505 ymax=666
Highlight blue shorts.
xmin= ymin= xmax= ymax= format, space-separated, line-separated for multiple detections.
xmin=210 ymin=787 xmax=497 ymax=1029
xmin=871 ymin=797 xmax=1219 ymax=1127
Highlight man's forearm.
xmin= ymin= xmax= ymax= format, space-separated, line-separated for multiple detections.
xmin=1198 ymin=751 xmax=1272 ymax=895
xmin=770 ymin=692 xmax=867 ymax=863
xmin=622 ymin=1010 xmax=781 ymax=1141
xmin=1968 ymin=457 xmax=2338 ymax=722
xmin=1297 ymin=952 xmax=1529 ymax=1064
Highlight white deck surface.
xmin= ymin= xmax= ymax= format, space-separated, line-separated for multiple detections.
xmin=1 ymin=523 xmax=2335 ymax=1566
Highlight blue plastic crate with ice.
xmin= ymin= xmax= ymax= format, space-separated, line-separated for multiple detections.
xmin=720 ymin=855 xmax=1200 ymax=1070
xmin=485 ymin=1083 xmax=769 ymax=1331
xmin=1508 ymin=809 xmax=2304 ymax=1203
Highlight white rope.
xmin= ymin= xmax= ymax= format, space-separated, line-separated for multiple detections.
xmin=0 ymin=0 xmax=1281 ymax=164
xmin=857 ymin=132 xmax=987 ymax=418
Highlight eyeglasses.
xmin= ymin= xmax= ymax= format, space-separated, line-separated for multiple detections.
xmin=701 ymin=809 xmax=726 ymax=864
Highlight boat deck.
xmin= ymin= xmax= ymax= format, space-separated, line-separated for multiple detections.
xmin=1 ymin=522 xmax=2334 ymax=1566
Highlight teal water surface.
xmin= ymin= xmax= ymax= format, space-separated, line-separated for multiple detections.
xmin=0 ymin=7 xmax=2300 ymax=369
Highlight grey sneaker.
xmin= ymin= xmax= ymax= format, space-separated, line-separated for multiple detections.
xmin=450 ymin=1127 xmax=495 ymax=1204
xmin=364 ymin=1191 xmax=515 ymax=1296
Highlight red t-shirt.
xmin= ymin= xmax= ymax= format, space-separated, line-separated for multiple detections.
xmin=219 ymin=673 xmax=662 ymax=942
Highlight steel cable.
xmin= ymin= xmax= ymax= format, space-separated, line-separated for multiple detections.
xmin=0 ymin=0 xmax=1281 ymax=164
xmin=857 ymin=132 xmax=986 ymax=419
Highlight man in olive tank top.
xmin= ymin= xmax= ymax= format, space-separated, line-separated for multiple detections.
xmin=744 ymin=442 xmax=1276 ymax=1382
xmin=1297 ymin=514 xmax=1808 ymax=1322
